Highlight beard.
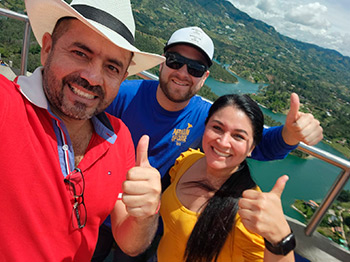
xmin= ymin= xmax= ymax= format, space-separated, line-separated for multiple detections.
xmin=42 ymin=56 xmax=106 ymax=120
xmin=159 ymin=77 xmax=198 ymax=104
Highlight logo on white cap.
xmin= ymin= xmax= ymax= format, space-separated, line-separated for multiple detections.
xmin=165 ymin=26 xmax=214 ymax=66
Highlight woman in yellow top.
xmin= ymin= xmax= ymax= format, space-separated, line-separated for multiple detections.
xmin=158 ymin=94 xmax=295 ymax=262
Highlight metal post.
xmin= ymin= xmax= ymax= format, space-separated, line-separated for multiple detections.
xmin=297 ymin=142 xmax=350 ymax=236
xmin=305 ymin=168 xmax=350 ymax=236
xmin=0 ymin=8 xmax=30 ymax=75
xmin=20 ymin=21 xmax=31 ymax=75
xmin=137 ymin=70 xmax=159 ymax=80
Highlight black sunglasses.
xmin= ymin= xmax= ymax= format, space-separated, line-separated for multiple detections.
xmin=64 ymin=168 xmax=87 ymax=229
xmin=164 ymin=52 xmax=208 ymax=77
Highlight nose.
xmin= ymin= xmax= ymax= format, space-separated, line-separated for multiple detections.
xmin=79 ymin=61 xmax=104 ymax=87
xmin=175 ymin=63 xmax=190 ymax=77
xmin=217 ymin=132 xmax=231 ymax=147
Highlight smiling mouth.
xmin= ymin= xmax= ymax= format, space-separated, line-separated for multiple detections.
xmin=213 ymin=147 xmax=231 ymax=157
xmin=69 ymin=84 xmax=96 ymax=100
xmin=172 ymin=79 xmax=188 ymax=86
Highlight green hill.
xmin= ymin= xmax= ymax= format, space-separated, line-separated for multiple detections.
xmin=133 ymin=0 xmax=350 ymax=156
xmin=1 ymin=0 xmax=349 ymax=156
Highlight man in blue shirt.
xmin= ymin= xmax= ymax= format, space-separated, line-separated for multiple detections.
xmin=93 ymin=26 xmax=323 ymax=261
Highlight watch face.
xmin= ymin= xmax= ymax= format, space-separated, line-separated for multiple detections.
xmin=281 ymin=233 xmax=296 ymax=255
xmin=264 ymin=232 xmax=296 ymax=255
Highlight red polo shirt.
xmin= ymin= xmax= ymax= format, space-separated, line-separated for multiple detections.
xmin=0 ymin=68 xmax=135 ymax=261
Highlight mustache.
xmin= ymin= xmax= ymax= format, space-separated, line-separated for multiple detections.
xmin=63 ymin=74 xmax=104 ymax=98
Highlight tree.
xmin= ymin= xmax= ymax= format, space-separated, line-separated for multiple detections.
xmin=338 ymin=190 xmax=350 ymax=202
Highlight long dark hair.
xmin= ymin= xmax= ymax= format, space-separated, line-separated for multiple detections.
xmin=184 ymin=94 xmax=264 ymax=262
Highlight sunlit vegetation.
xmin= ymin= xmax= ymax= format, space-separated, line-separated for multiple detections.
xmin=1 ymin=0 xmax=349 ymax=157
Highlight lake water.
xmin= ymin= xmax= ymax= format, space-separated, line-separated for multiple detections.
xmin=205 ymin=74 xmax=350 ymax=222
xmin=205 ymin=74 xmax=263 ymax=96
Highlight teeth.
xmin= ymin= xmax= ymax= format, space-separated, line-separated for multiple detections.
xmin=173 ymin=80 xmax=187 ymax=86
xmin=213 ymin=147 xmax=230 ymax=157
xmin=70 ymin=85 xmax=95 ymax=99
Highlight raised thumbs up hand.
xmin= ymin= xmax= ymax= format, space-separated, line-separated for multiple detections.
xmin=285 ymin=93 xmax=301 ymax=127
xmin=282 ymin=93 xmax=323 ymax=146
xmin=238 ymin=175 xmax=291 ymax=245
xmin=122 ymin=135 xmax=161 ymax=219
xmin=136 ymin=134 xmax=152 ymax=167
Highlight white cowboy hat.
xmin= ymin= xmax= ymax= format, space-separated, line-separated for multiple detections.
xmin=24 ymin=0 xmax=165 ymax=75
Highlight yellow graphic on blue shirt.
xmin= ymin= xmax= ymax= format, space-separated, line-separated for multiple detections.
xmin=172 ymin=123 xmax=193 ymax=146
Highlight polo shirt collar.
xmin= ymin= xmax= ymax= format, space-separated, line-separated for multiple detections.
xmin=17 ymin=67 xmax=49 ymax=109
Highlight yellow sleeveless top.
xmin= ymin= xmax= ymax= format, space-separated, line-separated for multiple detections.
xmin=158 ymin=149 xmax=265 ymax=262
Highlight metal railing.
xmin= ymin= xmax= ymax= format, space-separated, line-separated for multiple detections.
xmin=3 ymin=7 xmax=350 ymax=237
xmin=0 ymin=7 xmax=31 ymax=76
xmin=298 ymin=142 xmax=350 ymax=236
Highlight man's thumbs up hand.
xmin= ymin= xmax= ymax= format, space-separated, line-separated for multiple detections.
xmin=285 ymin=93 xmax=301 ymax=127
xmin=122 ymin=135 xmax=161 ymax=218
xmin=238 ymin=175 xmax=291 ymax=244
xmin=136 ymin=134 xmax=152 ymax=167
xmin=282 ymin=93 xmax=323 ymax=146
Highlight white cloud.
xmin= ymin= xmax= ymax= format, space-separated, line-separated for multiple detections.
xmin=256 ymin=0 xmax=278 ymax=13
xmin=228 ymin=0 xmax=350 ymax=57
xmin=285 ymin=3 xmax=330 ymax=29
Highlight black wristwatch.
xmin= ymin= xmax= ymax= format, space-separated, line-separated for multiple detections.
xmin=264 ymin=231 xmax=296 ymax=255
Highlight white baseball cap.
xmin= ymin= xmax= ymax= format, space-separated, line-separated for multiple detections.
xmin=25 ymin=0 xmax=165 ymax=76
xmin=164 ymin=26 xmax=214 ymax=66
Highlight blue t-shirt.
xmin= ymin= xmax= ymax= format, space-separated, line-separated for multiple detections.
xmin=104 ymin=79 xmax=297 ymax=228
xmin=107 ymin=79 xmax=211 ymax=177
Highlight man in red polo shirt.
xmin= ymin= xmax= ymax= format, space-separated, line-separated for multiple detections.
xmin=0 ymin=0 xmax=164 ymax=261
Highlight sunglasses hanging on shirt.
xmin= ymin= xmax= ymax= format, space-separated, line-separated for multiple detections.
xmin=164 ymin=52 xmax=208 ymax=77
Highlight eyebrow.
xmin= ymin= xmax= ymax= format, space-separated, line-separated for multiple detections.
xmin=72 ymin=42 xmax=125 ymax=68
xmin=212 ymin=119 xmax=249 ymax=135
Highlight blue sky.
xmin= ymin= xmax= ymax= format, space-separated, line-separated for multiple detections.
xmin=229 ymin=0 xmax=350 ymax=57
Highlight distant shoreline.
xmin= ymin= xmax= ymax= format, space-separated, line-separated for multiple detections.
xmin=291 ymin=204 xmax=307 ymax=219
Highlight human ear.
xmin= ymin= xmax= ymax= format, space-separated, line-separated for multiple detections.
xmin=159 ymin=61 xmax=164 ymax=72
xmin=40 ymin=32 xmax=53 ymax=66
xmin=122 ymin=71 xmax=129 ymax=83
xmin=247 ymin=145 xmax=255 ymax=158
xmin=199 ymin=70 xmax=210 ymax=87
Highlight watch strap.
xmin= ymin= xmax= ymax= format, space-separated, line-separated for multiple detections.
xmin=264 ymin=231 xmax=296 ymax=255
